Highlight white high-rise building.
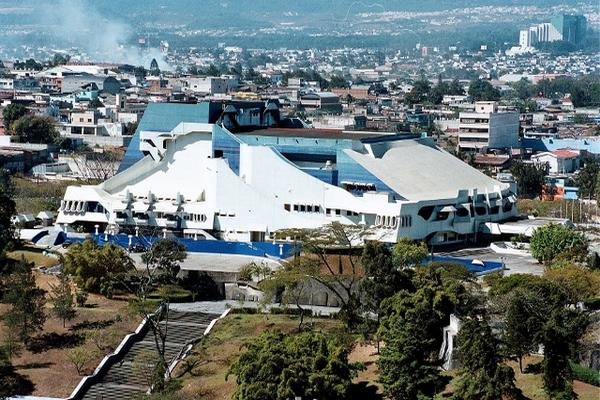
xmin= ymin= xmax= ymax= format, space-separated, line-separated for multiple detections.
xmin=458 ymin=102 xmax=520 ymax=152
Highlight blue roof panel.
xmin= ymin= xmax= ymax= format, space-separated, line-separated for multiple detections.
xmin=117 ymin=102 xmax=210 ymax=172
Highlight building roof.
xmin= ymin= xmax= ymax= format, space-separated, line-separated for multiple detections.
xmin=551 ymin=149 xmax=579 ymax=158
xmin=236 ymin=128 xmax=384 ymax=141
xmin=345 ymin=139 xmax=507 ymax=201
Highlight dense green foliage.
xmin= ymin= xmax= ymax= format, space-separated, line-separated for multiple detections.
xmin=569 ymin=361 xmax=600 ymax=387
xmin=228 ymin=331 xmax=356 ymax=400
xmin=0 ymin=170 xmax=16 ymax=257
xmin=64 ymin=238 xmax=134 ymax=293
xmin=404 ymin=78 xmax=464 ymax=105
xmin=49 ymin=273 xmax=76 ymax=328
xmin=511 ymin=160 xmax=549 ymax=199
xmin=468 ymin=79 xmax=501 ymax=101
xmin=377 ymin=265 xmax=474 ymax=399
xmin=542 ymin=308 xmax=588 ymax=399
xmin=529 ymin=224 xmax=588 ymax=264
xmin=2 ymin=104 xmax=28 ymax=134
xmin=11 ymin=115 xmax=59 ymax=144
xmin=2 ymin=260 xmax=46 ymax=343
xmin=453 ymin=317 xmax=521 ymax=400
xmin=489 ymin=272 xmax=590 ymax=398
xmin=141 ymin=239 xmax=187 ymax=284
xmin=574 ymin=158 xmax=600 ymax=200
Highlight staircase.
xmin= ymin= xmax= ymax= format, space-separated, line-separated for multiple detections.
xmin=79 ymin=310 xmax=220 ymax=400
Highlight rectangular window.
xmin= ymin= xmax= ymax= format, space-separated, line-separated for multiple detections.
xmin=315 ymin=206 xmax=320 ymax=213
xmin=293 ymin=204 xmax=299 ymax=211
xmin=300 ymin=205 xmax=306 ymax=212
xmin=284 ymin=204 xmax=291 ymax=211
xmin=307 ymin=205 xmax=313 ymax=212
xmin=335 ymin=209 xmax=341 ymax=215
xmin=326 ymin=208 xmax=332 ymax=215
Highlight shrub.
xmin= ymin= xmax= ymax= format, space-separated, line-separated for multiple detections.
xmin=530 ymin=224 xmax=588 ymax=264
xmin=570 ymin=361 xmax=600 ymax=386
xmin=583 ymin=296 xmax=600 ymax=310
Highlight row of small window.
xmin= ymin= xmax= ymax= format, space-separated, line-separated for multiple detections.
xmin=284 ymin=204 xmax=322 ymax=213
xmin=283 ymin=204 xmax=360 ymax=217
xmin=375 ymin=215 xmax=411 ymax=229
xmin=183 ymin=213 xmax=207 ymax=222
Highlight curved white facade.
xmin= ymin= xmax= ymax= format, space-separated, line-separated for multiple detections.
xmin=57 ymin=122 xmax=518 ymax=244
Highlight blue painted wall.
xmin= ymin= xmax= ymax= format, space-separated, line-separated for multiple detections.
xmin=212 ymin=125 xmax=241 ymax=175
xmin=67 ymin=234 xmax=297 ymax=259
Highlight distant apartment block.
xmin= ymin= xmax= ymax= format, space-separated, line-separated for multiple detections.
xmin=458 ymin=102 xmax=519 ymax=152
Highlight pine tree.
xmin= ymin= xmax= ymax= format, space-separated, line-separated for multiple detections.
xmin=3 ymin=260 xmax=46 ymax=343
xmin=452 ymin=317 xmax=521 ymax=400
xmin=50 ymin=273 xmax=76 ymax=328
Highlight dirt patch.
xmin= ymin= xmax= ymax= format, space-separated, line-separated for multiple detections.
xmin=0 ymin=272 xmax=139 ymax=398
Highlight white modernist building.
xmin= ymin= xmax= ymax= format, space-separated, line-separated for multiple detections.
xmin=458 ymin=102 xmax=520 ymax=152
xmin=56 ymin=103 xmax=518 ymax=245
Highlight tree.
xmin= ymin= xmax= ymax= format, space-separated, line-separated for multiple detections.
xmin=273 ymin=223 xmax=370 ymax=330
xmin=512 ymin=78 xmax=535 ymax=100
xmin=329 ymin=75 xmax=349 ymax=89
xmin=544 ymin=264 xmax=600 ymax=304
xmin=511 ymin=160 xmax=548 ymax=199
xmin=453 ymin=317 xmax=521 ymax=400
xmin=88 ymin=98 xmax=104 ymax=109
xmin=468 ymin=79 xmax=501 ymax=101
xmin=52 ymin=53 xmax=70 ymax=66
xmin=541 ymin=308 xmax=588 ymax=399
xmin=404 ymin=79 xmax=431 ymax=105
xmin=392 ymin=237 xmax=428 ymax=269
xmin=0 ymin=169 xmax=16 ymax=256
xmin=575 ymin=157 xmax=600 ymax=199
xmin=3 ymin=261 xmax=46 ymax=343
xmin=530 ymin=224 xmax=588 ymax=265
xmin=66 ymin=345 xmax=98 ymax=376
xmin=11 ymin=115 xmax=59 ymax=145
xmin=141 ymin=239 xmax=187 ymax=284
xmin=64 ymin=239 xmax=134 ymax=293
xmin=358 ymin=242 xmax=413 ymax=349
xmin=2 ymin=104 xmax=27 ymax=134
xmin=489 ymin=273 xmax=589 ymax=397
xmin=260 ymin=257 xmax=312 ymax=331
xmin=49 ymin=273 xmax=76 ymax=328
xmin=502 ymin=288 xmax=543 ymax=372
xmin=448 ymin=79 xmax=465 ymax=95
xmin=227 ymin=331 xmax=356 ymax=400
xmin=377 ymin=287 xmax=450 ymax=399
xmin=0 ymin=348 xmax=21 ymax=399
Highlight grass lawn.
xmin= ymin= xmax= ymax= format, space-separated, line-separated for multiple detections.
xmin=12 ymin=177 xmax=72 ymax=215
xmin=7 ymin=246 xmax=61 ymax=269
xmin=0 ymin=272 xmax=139 ymax=398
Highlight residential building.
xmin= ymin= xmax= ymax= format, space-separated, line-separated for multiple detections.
xmin=531 ymin=149 xmax=581 ymax=175
xmin=300 ymin=92 xmax=342 ymax=113
xmin=458 ymin=101 xmax=519 ymax=152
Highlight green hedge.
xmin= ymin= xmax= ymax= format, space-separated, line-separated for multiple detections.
xmin=583 ymin=296 xmax=600 ymax=310
xmin=570 ymin=361 xmax=600 ymax=386
xmin=147 ymin=285 xmax=194 ymax=303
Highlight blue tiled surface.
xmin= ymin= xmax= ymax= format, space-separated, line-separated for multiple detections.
xmin=67 ymin=234 xmax=297 ymax=259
